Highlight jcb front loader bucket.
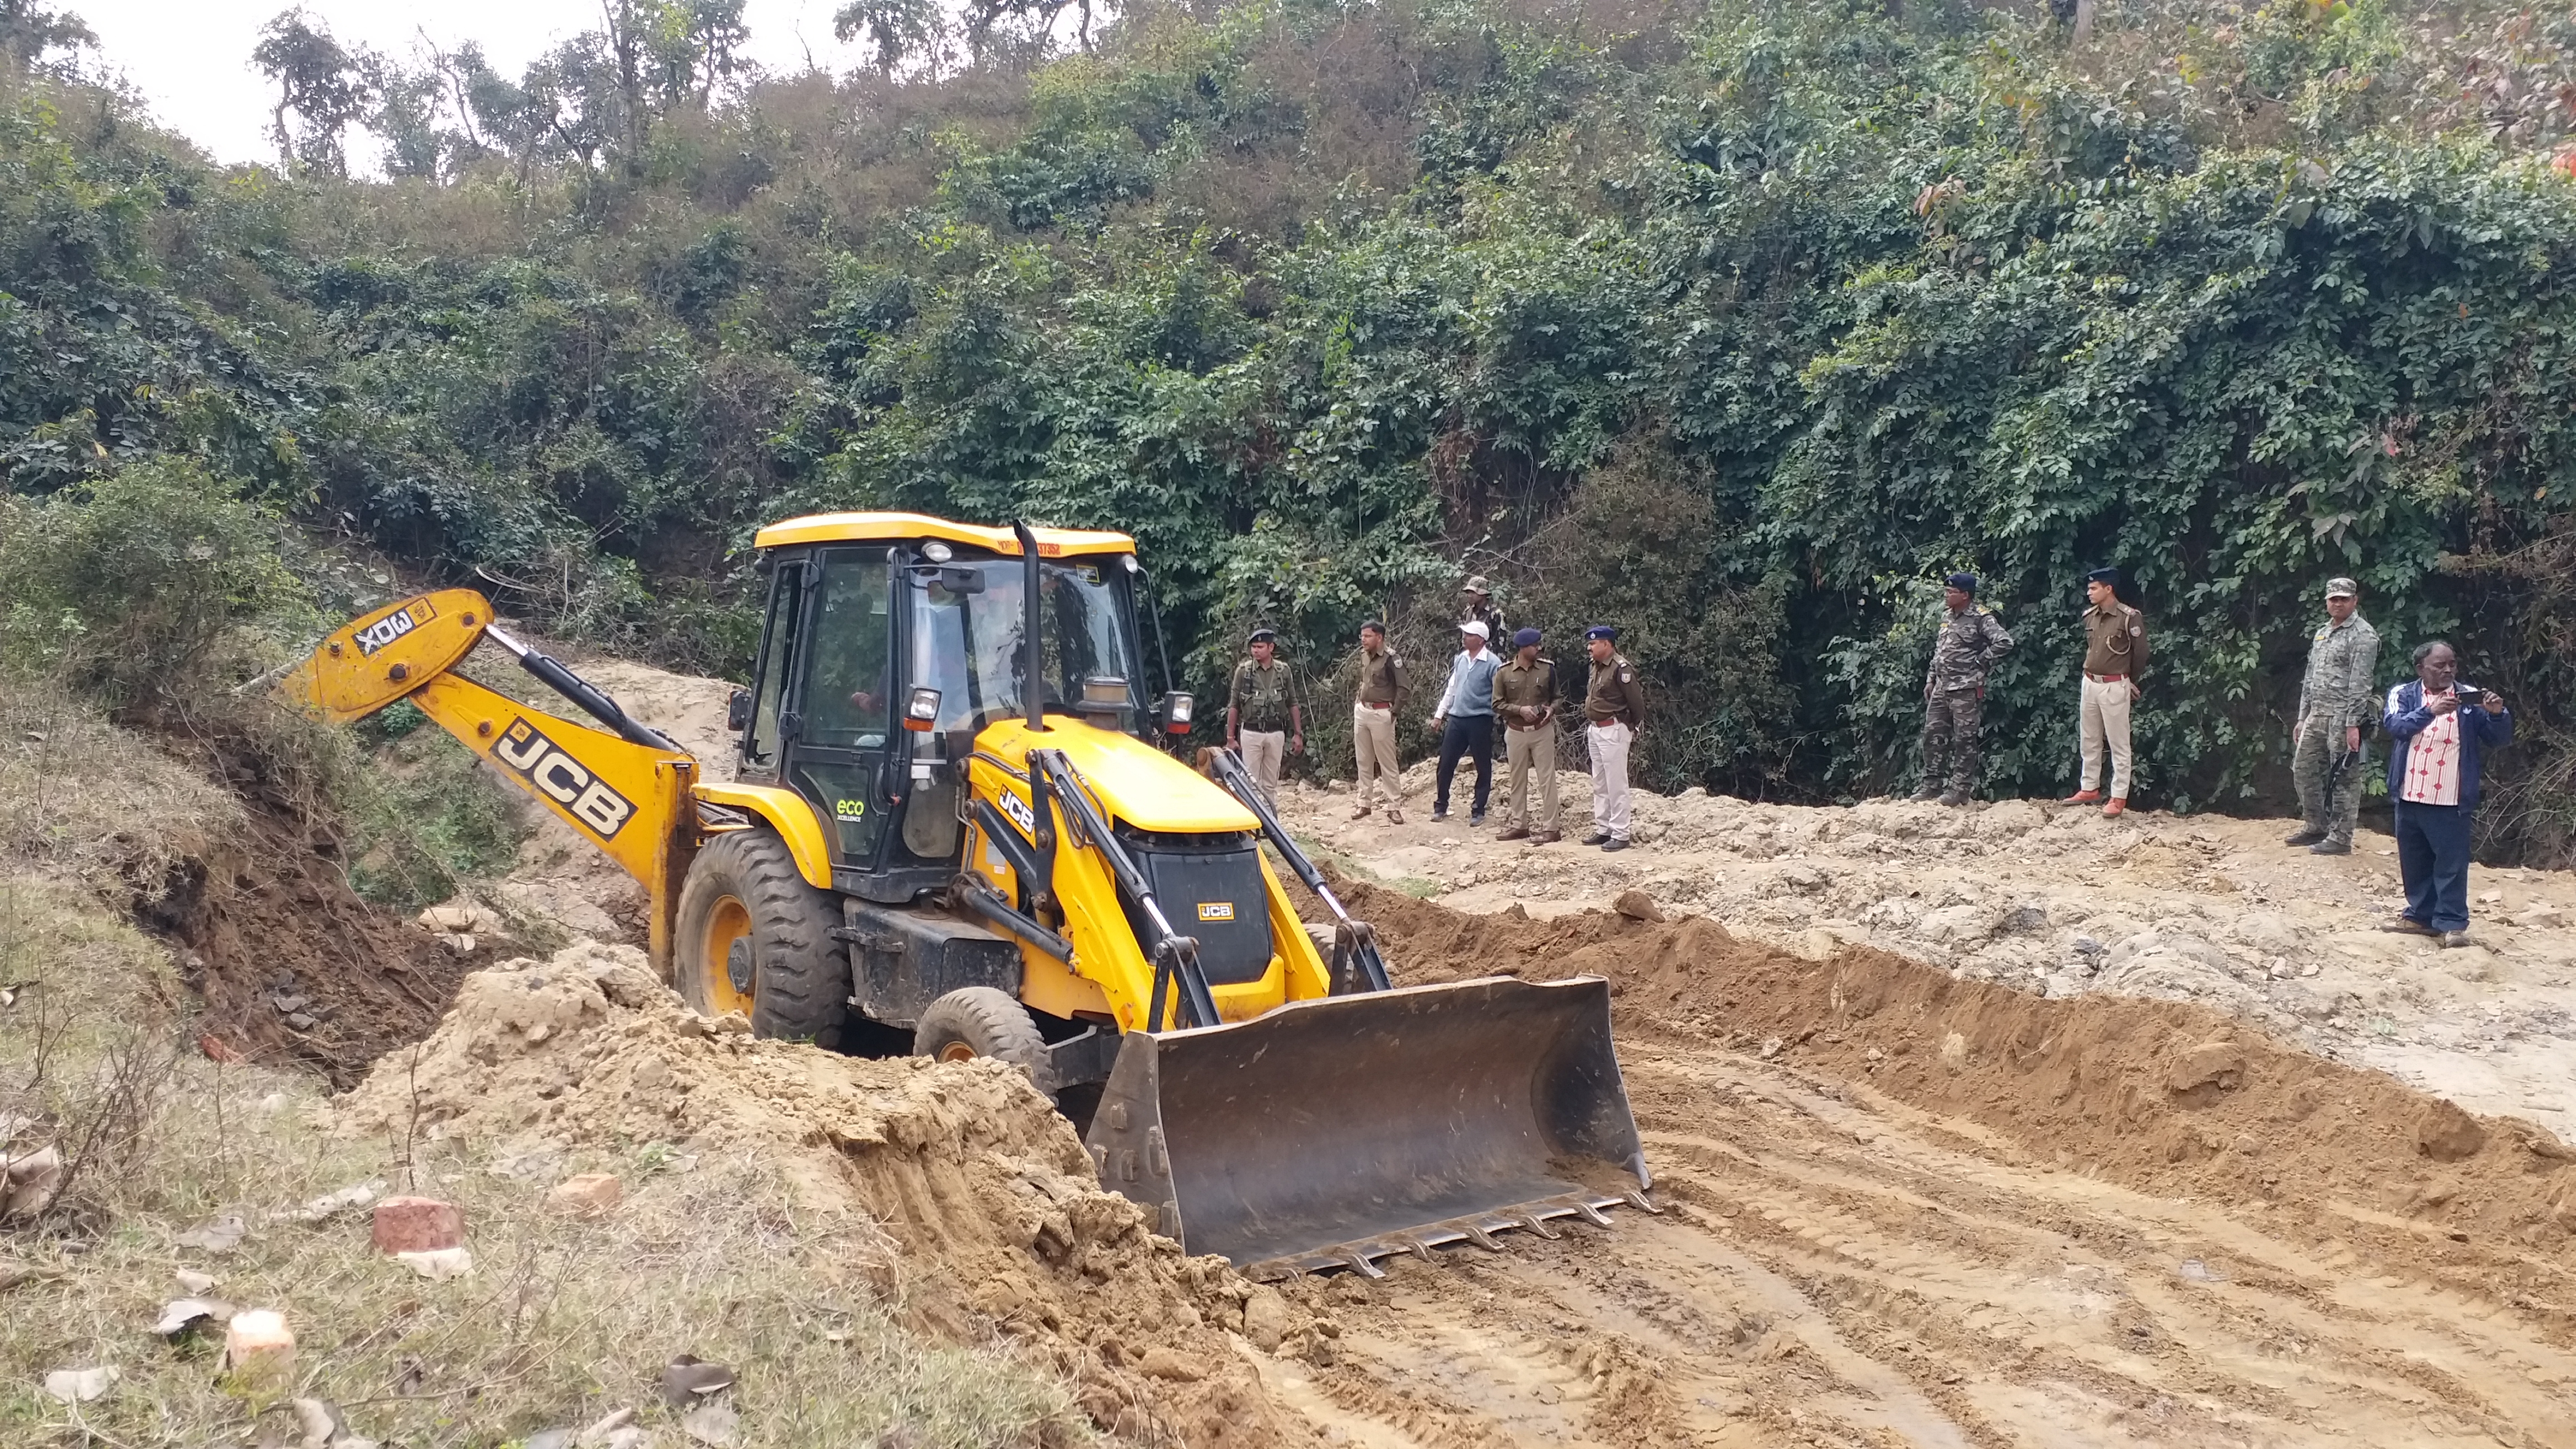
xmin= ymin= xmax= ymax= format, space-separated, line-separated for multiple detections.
xmin=1083 ymin=976 xmax=1650 ymax=1278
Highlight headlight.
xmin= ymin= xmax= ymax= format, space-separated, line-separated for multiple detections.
xmin=922 ymin=541 xmax=953 ymax=562
xmin=1164 ymin=693 xmax=1194 ymax=733
xmin=905 ymin=686 xmax=941 ymax=731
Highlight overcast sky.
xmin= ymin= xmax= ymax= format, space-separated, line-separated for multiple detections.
xmin=84 ymin=0 xmax=869 ymax=170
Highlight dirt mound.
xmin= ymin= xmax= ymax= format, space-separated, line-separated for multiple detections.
xmin=1332 ymin=871 xmax=2576 ymax=1319
xmin=147 ymin=806 xmax=492 ymax=1087
xmin=338 ymin=943 xmax=1316 ymax=1446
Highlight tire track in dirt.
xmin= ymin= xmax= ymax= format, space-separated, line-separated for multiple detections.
xmin=1262 ymin=880 xmax=2576 ymax=1447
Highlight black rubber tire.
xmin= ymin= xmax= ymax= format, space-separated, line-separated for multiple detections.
xmin=674 ymin=828 xmax=847 ymax=1046
xmin=913 ymin=986 xmax=1047 ymax=1083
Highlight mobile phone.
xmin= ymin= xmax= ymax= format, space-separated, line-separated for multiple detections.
xmin=2455 ymin=685 xmax=2482 ymax=699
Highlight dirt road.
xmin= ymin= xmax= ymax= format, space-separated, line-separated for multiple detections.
xmin=1261 ymin=887 xmax=2576 ymax=1449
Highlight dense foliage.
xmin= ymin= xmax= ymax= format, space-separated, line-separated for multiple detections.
xmin=6 ymin=0 xmax=2576 ymax=857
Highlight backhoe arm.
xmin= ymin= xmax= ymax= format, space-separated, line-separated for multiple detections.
xmin=276 ymin=590 xmax=698 ymax=968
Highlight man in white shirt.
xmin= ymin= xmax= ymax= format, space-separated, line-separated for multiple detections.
xmin=1428 ymin=622 xmax=1499 ymax=824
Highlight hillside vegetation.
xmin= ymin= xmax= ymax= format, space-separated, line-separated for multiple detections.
xmin=4 ymin=0 xmax=2576 ymax=856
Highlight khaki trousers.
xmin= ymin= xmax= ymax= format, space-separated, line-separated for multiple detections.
xmin=1502 ymin=724 xmax=1559 ymax=831
xmin=1586 ymin=720 xmax=1633 ymax=840
xmin=2078 ymin=676 xmax=2134 ymax=799
xmin=1352 ymin=704 xmax=1402 ymax=809
xmin=1239 ymin=730 xmax=1286 ymax=809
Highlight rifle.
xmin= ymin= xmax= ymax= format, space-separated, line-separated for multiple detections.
xmin=2328 ymin=747 xmax=2362 ymax=794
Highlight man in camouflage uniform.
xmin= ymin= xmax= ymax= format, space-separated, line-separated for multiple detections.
xmin=2286 ymin=576 xmax=2380 ymax=856
xmin=1225 ymin=628 xmax=1302 ymax=809
xmin=1915 ymin=572 xmax=2014 ymax=806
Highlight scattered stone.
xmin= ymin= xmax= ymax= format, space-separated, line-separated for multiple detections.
xmin=1139 ymin=1347 xmax=1205 ymax=1381
xmin=224 ymin=1309 xmax=295 ymax=1391
xmin=1242 ymin=1285 xmax=1293 ymax=1352
xmin=2416 ymin=1099 xmax=2489 ymax=1162
xmin=680 ymin=1401 xmax=741 ymax=1447
xmin=442 ymin=934 xmax=477 ymax=956
xmin=371 ymin=1196 xmax=463 ymax=1254
xmin=710 ymin=1012 xmax=752 ymax=1036
xmin=174 ymin=1268 xmax=218 ymax=1295
xmin=285 ymin=1011 xmax=319 ymax=1031
xmin=546 ymin=1173 xmax=624 ymax=1218
xmin=576 ymin=1407 xmax=637 ymax=1446
xmin=176 ymin=1214 xmax=248 ymax=1253
xmin=394 ymin=1247 xmax=475 ymax=1280
xmin=1 ymin=1142 xmax=63 ymax=1221
xmin=283 ymin=1182 xmax=380 ymax=1224
xmin=2165 ymin=1040 xmax=2248 ymax=1095
xmin=153 ymin=1296 xmax=236 ymax=1338
xmin=662 ymin=1355 xmax=737 ymax=1407
xmin=1612 ymin=889 xmax=1664 ymax=922
xmin=41 ymin=1365 xmax=118 ymax=1403
xmin=2516 ymin=904 xmax=2565 ymax=930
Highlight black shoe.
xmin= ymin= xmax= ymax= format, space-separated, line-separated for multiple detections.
xmin=1909 ymin=787 xmax=1942 ymax=802
xmin=1581 ymin=832 xmax=1611 ymax=846
xmin=1936 ymin=790 xmax=1967 ymax=807
xmin=1469 ymin=812 xmax=1487 ymax=826
xmin=2308 ymin=840 xmax=2351 ymax=856
xmin=1430 ymin=808 xmax=1449 ymax=821
xmin=1600 ymin=838 xmax=1630 ymax=853
xmin=2284 ymin=828 xmax=2327 ymax=847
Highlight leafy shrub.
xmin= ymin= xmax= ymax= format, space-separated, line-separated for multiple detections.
xmin=0 ymin=458 xmax=300 ymax=713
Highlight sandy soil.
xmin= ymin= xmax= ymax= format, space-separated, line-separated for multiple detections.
xmin=1278 ymin=766 xmax=2576 ymax=1141
xmin=427 ymin=655 xmax=2576 ymax=1446
xmin=1255 ymin=883 xmax=2576 ymax=1449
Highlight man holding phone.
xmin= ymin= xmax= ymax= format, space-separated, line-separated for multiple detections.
xmin=2379 ymin=640 xmax=2512 ymax=948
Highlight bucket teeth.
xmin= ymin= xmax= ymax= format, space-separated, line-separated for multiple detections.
xmin=1244 ymin=1192 xmax=1649 ymax=1280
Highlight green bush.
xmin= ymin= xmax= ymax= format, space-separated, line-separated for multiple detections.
xmin=0 ymin=458 xmax=301 ymax=713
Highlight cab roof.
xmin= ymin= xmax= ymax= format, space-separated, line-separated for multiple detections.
xmin=754 ymin=510 xmax=1137 ymax=557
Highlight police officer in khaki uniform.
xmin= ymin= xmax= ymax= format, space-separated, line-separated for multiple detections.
xmin=1350 ymin=620 xmax=1410 ymax=823
xmin=1581 ymin=626 xmax=1646 ymax=851
xmin=2063 ymin=566 xmax=2147 ymax=817
xmin=1491 ymin=627 xmax=1561 ymax=844
xmin=1225 ymin=627 xmax=1302 ymax=809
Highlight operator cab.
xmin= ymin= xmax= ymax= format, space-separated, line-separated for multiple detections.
xmin=728 ymin=514 xmax=1186 ymax=906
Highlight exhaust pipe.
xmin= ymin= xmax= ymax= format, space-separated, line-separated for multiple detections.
xmin=1012 ymin=520 xmax=1046 ymax=733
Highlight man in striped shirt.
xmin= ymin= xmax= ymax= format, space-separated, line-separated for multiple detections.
xmin=2379 ymin=640 xmax=2513 ymax=948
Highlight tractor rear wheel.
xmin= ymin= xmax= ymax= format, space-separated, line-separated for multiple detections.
xmin=915 ymin=987 xmax=1047 ymax=1085
xmin=674 ymin=828 xmax=846 ymax=1046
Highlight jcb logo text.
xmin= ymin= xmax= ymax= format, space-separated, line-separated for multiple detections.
xmin=493 ymin=717 xmax=634 ymax=840
xmin=353 ymin=599 xmax=438 ymax=657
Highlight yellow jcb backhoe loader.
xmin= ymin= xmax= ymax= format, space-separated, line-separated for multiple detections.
xmin=282 ymin=512 xmax=1651 ymax=1276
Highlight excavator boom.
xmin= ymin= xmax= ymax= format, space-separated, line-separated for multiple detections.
xmin=279 ymin=590 xmax=699 ymax=965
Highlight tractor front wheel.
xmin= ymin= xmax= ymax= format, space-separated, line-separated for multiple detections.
xmin=674 ymin=828 xmax=846 ymax=1046
xmin=914 ymin=987 xmax=1048 ymax=1086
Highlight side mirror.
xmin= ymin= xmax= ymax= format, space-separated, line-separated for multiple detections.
xmin=1158 ymin=692 xmax=1195 ymax=736
xmin=726 ymin=688 xmax=752 ymax=733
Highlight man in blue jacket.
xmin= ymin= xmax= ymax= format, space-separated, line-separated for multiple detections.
xmin=2379 ymin=640 xmax=2512 ymax=947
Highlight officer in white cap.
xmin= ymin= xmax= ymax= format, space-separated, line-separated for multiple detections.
xmin=1429 ymin=620 xmax=1499 ymax=823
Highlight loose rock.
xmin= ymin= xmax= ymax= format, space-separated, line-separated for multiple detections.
xmin=371 ymin=1196 xmax=464 ymax=1254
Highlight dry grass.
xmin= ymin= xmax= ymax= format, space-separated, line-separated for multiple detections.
xmin=0 ymin=879 xmax=1094 ymax=1449
xmin=0 ymin=684 xmax=247 ymax=901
